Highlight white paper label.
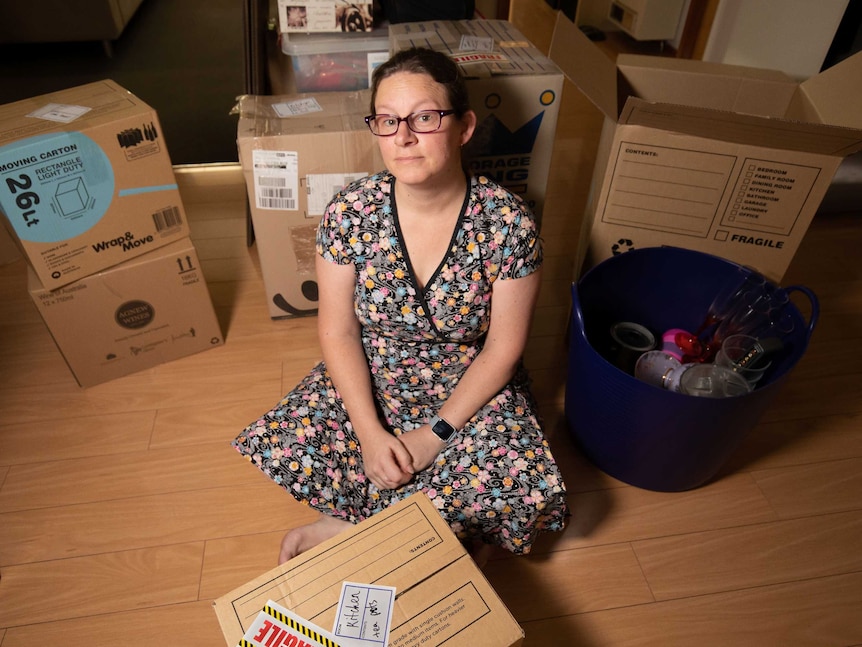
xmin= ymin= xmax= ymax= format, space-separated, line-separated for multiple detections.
xmin=333 ymin=581 xmax=396 ymax=647
xmin=27 ymin=103 xmax=91 ymax=123
xmin=273 ymin=98 xmax=324 ymax=117
xmin=252 ymin=150 xmax=299 ymax=211
xmin=306 ymin=172 xmax=368 ymax=217
xmin=459 ymin=35 xmax=495 ymax=52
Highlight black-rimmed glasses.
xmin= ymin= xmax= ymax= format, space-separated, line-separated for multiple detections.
xmin=364 ymin=110 xmax=456 ymax=136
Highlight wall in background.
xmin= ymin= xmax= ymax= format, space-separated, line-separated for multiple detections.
xmin=702 ymin=0 xmax=849 ymax=79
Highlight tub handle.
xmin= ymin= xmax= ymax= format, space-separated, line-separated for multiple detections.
xmin=783 ymin=285 xmax=819 ymax=339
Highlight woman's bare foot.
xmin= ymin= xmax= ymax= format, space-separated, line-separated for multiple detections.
xmin=466 ymin=539 xmax=495 ymax=569
xmin=278 ymin=515 xmax=352 ymax=564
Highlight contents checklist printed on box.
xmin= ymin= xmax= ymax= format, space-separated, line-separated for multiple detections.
xmin=214 ymin=493 xmax=524 ymax=647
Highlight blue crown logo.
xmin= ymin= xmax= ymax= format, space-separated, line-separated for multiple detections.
xmin=466 ymin=111 xmax=545 ymax=158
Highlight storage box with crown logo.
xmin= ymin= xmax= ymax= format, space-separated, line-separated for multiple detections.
xmin=389 ymin=20 xmax=563 ymax=221
xmin=27 ymin=237 xmax=223 ymax=387
xmin=0 ymin=80 xmax=189 ymax=290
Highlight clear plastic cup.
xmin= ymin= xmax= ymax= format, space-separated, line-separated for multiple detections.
xmin=678 ymin=363 xmax=752 ymax=398
xmin=715 ymin=333 xmax=775 ymax=386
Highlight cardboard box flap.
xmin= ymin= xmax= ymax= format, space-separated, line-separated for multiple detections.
xmin=549 ymin=12 xmax=620 ymax=118
xmin=234 ymin=91 xmax=371 ymax=138
xmin=214 ymin=494 xmax=469 ymax=645
xmin=617 ymin=55 xmax=797 ymax=118
xmin=794 ymin=49 xmax=862 ymax=130
xmin=621 ymin=97 xmax=862 ymax=157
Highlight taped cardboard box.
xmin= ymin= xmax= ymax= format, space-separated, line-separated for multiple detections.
xmin=213 ymin=492 xmax=524 ymax=647
xmin=28 ymin=237 xmax=223 ymax=387
xmin=549 ymin=14 xmax=862 ymax=283
xmin=235 ymin=91 xmax=383 ymax=319
xmin=0 ymin=80 xmax=189 ymax=290
xmin=389 ymin=19 xmax=563 ymax=220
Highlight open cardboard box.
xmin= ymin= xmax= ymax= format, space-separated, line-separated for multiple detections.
xmin=549 ymin=13 xmax=862 ymax=282
xmin=213 ymin=492 xmax=523 ymax=647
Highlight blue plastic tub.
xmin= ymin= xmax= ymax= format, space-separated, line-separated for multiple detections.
xmin=565 ymin=247 xmax=818 ymax=491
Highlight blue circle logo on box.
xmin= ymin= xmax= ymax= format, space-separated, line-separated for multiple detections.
xmin=0 ymin=132 xmax=114 ymax=243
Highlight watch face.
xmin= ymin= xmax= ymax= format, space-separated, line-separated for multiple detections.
xmin=432 ymin=417 xmax=455 ymax=441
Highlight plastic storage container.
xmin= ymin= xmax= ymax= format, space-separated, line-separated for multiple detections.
xmin=566 ymin=246 xmax=818 ymax=492
xmin=279 ymin=29 xmax=389 ymax=93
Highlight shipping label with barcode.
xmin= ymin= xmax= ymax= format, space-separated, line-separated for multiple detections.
xmin=253 ymin=150 xmax=298 ymax=211
xmin=306 ymin=172 xmax=368 ymax=217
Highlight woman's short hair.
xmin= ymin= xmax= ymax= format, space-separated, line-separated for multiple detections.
xmin=369 ymin=47 xmax=471 ymax=117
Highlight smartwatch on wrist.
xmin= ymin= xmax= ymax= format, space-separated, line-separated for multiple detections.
xmin=429 ymin=415 xmax=457 ymax=442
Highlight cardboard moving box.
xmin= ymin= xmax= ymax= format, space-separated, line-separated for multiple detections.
xmin=389 ymin=20 xmax=563 ymax=221
xmin=28 ymin=237 xmax=223 ymax=387
xmin=0 ymin=80 xmax=189 ymax=290
xmin=213 ymin=493 xmax=524 ymax=647
xmin=549 ymin=14 xmax=862 ymax=283
xmin=235 ymin=91 xmax=384 ymax=319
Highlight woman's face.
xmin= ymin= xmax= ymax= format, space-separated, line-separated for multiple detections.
xmin=373 ymin=71 xmax=475 ymax=190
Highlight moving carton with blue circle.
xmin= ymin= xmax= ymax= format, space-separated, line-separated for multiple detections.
xmin=0 ymin=80 xmax=190 ymax=290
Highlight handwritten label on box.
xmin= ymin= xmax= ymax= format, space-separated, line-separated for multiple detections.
xmin=333 ymin=581 xmax=396 ymax=647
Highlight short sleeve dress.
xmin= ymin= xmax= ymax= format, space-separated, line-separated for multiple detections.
xmin=232 ymin=172 xmax=569 ymax=554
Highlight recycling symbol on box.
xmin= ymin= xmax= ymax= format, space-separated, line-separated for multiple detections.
xmin=611 ymin=238 xmax=635 ymax=255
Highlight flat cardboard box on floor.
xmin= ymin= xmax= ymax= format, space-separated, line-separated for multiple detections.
xmin=0 ymin=79 xmax=189 ymax=290
xmin=549 ymin=14 xmax=862 ymax=283
xmin=235 ymin=90 xmax=383 ymax=319
xmin=213 ymin=492 xmax=523 ymax=647
xmin=389 ymin=19 xmax=563 ymax=220
xmin=28 ymin=237 xmax=223 ymax=387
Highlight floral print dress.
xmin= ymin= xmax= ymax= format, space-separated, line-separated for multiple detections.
xmin=232 ymin=172 xmax=569 ymax=554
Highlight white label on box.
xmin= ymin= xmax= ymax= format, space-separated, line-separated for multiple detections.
xmin=277 ymin=0 xmax=372 ymax=33
xmin=273 ymin=97 xmax=324 ymax=117
xmin=459 ymin=35 xmax=495 ymax=52
xmin=333 ymin=581 xmax=396 ymax=647
xmin=241 ymin=599 xmax=342 ymax=647
xmin=306 ymin=172 xmax=368 ymax=217
xmin=253 ymin=150 xmax=299 ymax=211
xmin=368 ymin=52 xmax=389 ymax=86
xmin=27 ymin=103 xmax=91 ymax=123
xmin=278 ymin=0 xmax=335 ymax=32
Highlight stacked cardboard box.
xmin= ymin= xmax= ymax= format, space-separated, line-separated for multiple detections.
xmin=0 ymin=80 xmax=223 ymax=386
xmin=389 ymin=19 xmax=564 ymax=220
xmin=235 ymin=90 xmax=384 ymax=319
xmin=242 ymin=20 xmax=563 ymax=319
xmin=548 ymin=14 xmax=862 ymax=283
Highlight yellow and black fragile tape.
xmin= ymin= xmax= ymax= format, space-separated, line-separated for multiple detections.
xmin=236 ymin=604 xmax=342 ymax=647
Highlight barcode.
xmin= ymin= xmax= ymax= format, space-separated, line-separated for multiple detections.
xmin=153 ymin=206 xmax=182 ymax=231
xmin=260 ymin=186 xmax=296 ymax=210
xmin=259 ymin=176 xmax=287 ymax=187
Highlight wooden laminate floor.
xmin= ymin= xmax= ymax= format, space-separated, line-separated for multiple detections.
xmin=2 ymin=4 xmax=862 ymax=646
